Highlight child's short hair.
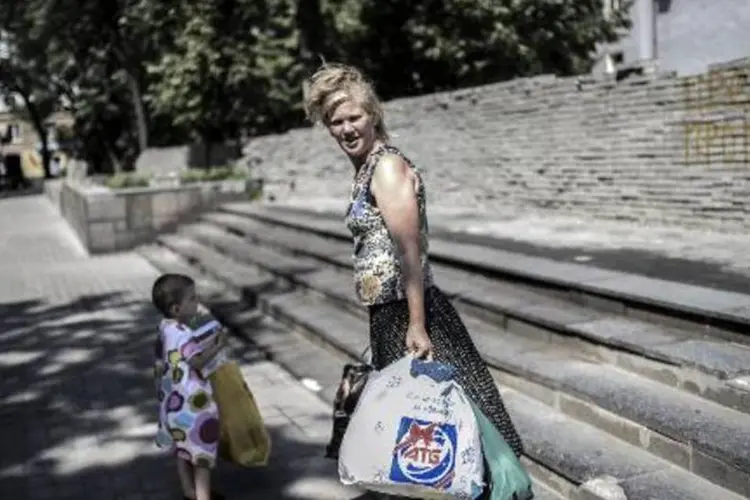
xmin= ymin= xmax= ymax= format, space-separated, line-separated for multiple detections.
xmin=151 ymin=273 xmax=195 ymax=317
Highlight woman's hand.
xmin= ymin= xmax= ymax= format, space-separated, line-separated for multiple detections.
xmin=405 ymin=323 xmax=433 ymax=360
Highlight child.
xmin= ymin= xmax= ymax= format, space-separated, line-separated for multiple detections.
xmin=151 ymin=273 xmax=227 ymax=500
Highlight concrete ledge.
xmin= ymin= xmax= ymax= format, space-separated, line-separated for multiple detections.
xmin=428 ymin=240 xmax=750 ymax=331
xmin=43 ymin=179 xmax=63 ymax=207
xmin=53 ymin=179 xmax=260 ymax=254
xmin=223 ymin=203 xmax=750 ymax=332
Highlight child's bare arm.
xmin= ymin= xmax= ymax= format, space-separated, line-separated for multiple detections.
xmin=187 ymin=330 xmax=228 ymax=371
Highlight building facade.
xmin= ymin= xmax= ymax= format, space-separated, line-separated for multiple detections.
xmin=0 ymin=106 xmax=75 ymax=180
xmin=598 ymin=0 xmax=750 ymax=76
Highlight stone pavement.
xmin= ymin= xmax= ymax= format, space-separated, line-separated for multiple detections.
xmin=0 ymin=195 xmax=363 ymax=500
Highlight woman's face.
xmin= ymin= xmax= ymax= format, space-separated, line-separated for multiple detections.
xmin=326 ymin=99 xmax=378 ymax=161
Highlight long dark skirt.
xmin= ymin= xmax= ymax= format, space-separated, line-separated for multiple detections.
xmin=368 ymin=286 xmax=524 ymax=498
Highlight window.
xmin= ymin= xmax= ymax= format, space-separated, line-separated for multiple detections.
xmin=8 ymin=123 xmax=21 ymax=144
xmin=604 ymin=0 xmax=622 ymax=18
xmin=657 ymin=0 xmax=672 ymax=14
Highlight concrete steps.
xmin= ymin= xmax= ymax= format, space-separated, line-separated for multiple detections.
xmin=140 ymin=242 xmax=564 ymax=500
xmin=140 ymin=204 xmax=750 ymax=500
xmin=225 ymin=203 xmax=750 ymax=330
xmin=206 ymin=207 xmax=750 ymax=415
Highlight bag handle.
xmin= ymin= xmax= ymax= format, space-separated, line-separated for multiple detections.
xmin=410 ymin=358 xmax=456 ymax=383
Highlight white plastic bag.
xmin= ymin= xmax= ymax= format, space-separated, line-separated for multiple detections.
xmin=338 ymin=356 xmax=484 ymax=499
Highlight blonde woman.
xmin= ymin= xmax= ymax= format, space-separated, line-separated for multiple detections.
xmin=303 ymin=64 xmax=523 ymax=492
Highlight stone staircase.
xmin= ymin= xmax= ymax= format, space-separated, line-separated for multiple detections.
xmin=139 ymin=202 xmax=750 ymax=500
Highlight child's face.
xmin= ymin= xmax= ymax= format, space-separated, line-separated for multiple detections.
xmin=173 ymin=285 xmax=198 ymax=322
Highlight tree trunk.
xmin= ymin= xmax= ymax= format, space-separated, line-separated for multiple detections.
xmin=106 ymin=143 xmax=123 ymax=173
xmin=111 ymin=46 xmax=149 ymax=153
xmin=17 ymin=92 xmax=51 ymax=178
xmin=296 ymin=0 xmax=327 ymax=69
xmin=126 ymin=72 xmax=149 ymax=152
xmin=39 ymin=134 xmax=51 ymax=178
xmin=204 ymin=140 xmax=213 ymax=169
xmin=96 ymin=128 xmax=122 ymax=173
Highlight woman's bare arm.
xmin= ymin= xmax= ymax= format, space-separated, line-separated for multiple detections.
xmin=371 ymin=154 xmax=425 ymax=327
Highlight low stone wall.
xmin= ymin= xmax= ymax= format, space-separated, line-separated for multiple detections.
xmin=43 ymin=179 xmax=63 ymax=208
xmin=55 ymin=179 xmax=260 ymax=254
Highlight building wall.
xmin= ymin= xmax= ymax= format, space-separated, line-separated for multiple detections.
xmin=0 ymin=113 xmax=36 ymax=155
xmin=245 ymin=61 xmax=750 ymax=231
xmin=616 ymin=0 xmax=750 ymax=76
xmin=0 ymin=110 xmax=75 ymax=178
xmin=0 ymin=111 xmax=74 ymax=152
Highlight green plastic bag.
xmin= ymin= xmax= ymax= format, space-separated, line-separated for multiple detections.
xmin=469 ymin=400 xmax=534 ymax=500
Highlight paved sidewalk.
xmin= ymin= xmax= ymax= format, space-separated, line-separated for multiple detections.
xmin=0 ymin=195 xmax=361 ymax=500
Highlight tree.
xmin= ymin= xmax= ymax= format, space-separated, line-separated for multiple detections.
xmin=0 ymin=2 xmax=60 ymax=177
xmin=145 ymin=0 xmax=245 ymax=164
xmin=145 ymin=0 xmax=304 ymax=162
xmin=39 ymin=0 xmax=156 ymax=170
xmin=1 ymin=0 xmax=634 ymax=175
xmin=295 ymin=0 xmax=342 ymax=72
xmin=244 ymin=0 xmax=307 ymax=133
xmin=324 ymin=0 xmax=631 ymax=99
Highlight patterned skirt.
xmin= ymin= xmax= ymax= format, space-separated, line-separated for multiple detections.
xmin=368 ymin=286 xmax=524 ymax=499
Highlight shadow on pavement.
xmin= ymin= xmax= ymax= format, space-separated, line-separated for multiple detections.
xmin=0 ymin=184 xmax=45 ymax=199
xmin=0 ymin=293 xmax=356 ymax=500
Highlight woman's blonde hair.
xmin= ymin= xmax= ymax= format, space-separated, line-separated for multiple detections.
xmin=303 ymin=62 xmax=389 ymax=141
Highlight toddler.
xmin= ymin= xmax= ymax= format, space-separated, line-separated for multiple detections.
xmin=152 ymin=273 xmax=227 ymax=500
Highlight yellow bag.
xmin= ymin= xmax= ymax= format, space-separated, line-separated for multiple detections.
xmin=209 ymin=361 xmax=271 ymax=467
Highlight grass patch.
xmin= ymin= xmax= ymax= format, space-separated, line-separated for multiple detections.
xmin=104 ymin=173 xmax=151 ymax=189
xmin=180 ymin=166 xmax=247 ymax=184
xmin=103 ymin=166 xmax=250 ymax=189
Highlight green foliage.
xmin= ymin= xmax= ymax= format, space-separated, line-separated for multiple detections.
xmin=0 ymin=0 xmax=62 ymax=175
xmin=1 ymin=0 xmax=156 ymax=172
xmin=0 ymin=0 xmax=632 ymax=173
xmin=144 ymin=0 xmax=304 ymax=140
xmin=325 ymin=0 xmax=631 ymax=98
xmin=103 ymin=166 xmax=248 ymax=189
xmin=104 ymin=172 xmax=151 ymax=189
xmin=179 ymin=166 xmax=248 ymax=184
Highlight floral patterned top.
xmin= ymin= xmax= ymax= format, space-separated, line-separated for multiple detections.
xmin=345 ymin=144 xmax=434 ymax=306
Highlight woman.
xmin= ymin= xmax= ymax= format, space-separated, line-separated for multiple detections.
xmin=303 ymin=63 xmax=524 ymax=482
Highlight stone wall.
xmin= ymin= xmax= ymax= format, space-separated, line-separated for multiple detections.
xmin=56 ymin=179 xmax=255 ymax=253
xmin=44 ymin=179 xmax=63 ymax=209
xmin=245 ymin=62 xmax=750 ymax=231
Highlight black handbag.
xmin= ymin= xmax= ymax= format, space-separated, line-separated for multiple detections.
xmin=324 ymin=347 xmax=374 ymax=459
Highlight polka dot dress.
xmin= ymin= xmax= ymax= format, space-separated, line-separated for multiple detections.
xmin=155 ymin=319 xmax=220 ymax=468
